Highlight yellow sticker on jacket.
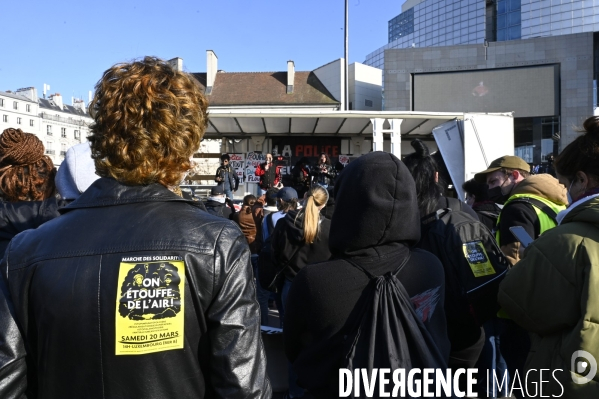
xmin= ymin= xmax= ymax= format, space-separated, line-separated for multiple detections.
xmin=115 ymin=257 xmax=184 ymax=355
xmin=462 ymin=242 xmax=496 ymax=277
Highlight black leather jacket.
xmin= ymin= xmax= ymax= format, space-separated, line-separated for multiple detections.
xmin=311 ymin=164 xmax=335 ymax=187
xmin=0 ymin=197 xmax=66 ymax=260
xmin=0 ymin=178 xmax=271 ymax=399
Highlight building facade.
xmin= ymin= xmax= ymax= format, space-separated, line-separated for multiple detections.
xmin=365 ymin=0 xmax=599 ymax=164
xmin=0 ymin=87 xmax=91 ymax=166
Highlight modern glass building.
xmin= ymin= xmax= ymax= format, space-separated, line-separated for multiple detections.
xmin=365 ymin=0 xmax=599 ymax=164
xmin=367 ymin=0 xmax=599 ymax=68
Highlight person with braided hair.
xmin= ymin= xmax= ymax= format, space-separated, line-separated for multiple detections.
xmin=0 ymin=127 xmax=56 ymax=202
xmin=0 ymin=128 xmax=64 ymax=258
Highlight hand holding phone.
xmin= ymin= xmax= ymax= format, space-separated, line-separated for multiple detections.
xmin=509 ymin=226 xmax=534 ymax=248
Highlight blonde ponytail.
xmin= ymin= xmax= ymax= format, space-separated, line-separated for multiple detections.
xmin=299 ymin=185 xmax=329 ymax=244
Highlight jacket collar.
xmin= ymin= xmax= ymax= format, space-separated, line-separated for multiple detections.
xmin=60 ymin=177 xmax=202 ymax=214
xmin=557 ymin=194 xmax=599 ymax=225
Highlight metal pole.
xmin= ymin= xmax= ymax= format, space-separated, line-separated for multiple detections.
xmin=344 ymin=0 xmax=349 ymax=110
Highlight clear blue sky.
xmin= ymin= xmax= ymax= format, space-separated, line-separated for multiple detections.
xmin=0 ymin=0 xmax=403 ymax=104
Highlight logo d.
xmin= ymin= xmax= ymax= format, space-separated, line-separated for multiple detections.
xmin=571 ymin=350 xmax=598 ymax=384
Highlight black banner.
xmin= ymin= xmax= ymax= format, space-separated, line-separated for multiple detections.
xmin=271 ymin=137 xmax=342 ymax=170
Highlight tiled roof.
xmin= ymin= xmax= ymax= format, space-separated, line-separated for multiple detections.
xmin=191 ymin=71 xmax=339 ymax=106
xmin=0 ymin=91 xmax=35 ymax=103
xmin=39 ymin=98 xmax=89 ymax=117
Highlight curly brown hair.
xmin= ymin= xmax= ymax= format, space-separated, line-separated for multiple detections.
xmin=88 ymin=56 xmax=209 ymax=187
xmin=0 ymin=128 xmax=56 ymax=202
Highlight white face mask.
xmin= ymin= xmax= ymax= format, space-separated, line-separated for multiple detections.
xmin=567 ymin=178 xmax=586 ymax=206
xmin=567 ymin=180 xmax=574 ymax=205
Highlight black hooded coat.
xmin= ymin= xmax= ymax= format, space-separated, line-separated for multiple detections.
xmin=271 ymin=209 xmax=331 ymax=281
xmin=283 ymin=152 xmax=450 ymax=398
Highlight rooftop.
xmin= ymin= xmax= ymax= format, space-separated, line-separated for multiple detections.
xmin=39 ymin=98 xmax=90 ymax=117
xmin=0 ymin=91 xmax=36 ymax=103
xmin=191 ymin=71 xmax=339 ymax=107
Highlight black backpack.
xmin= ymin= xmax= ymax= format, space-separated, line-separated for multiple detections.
xmin=418 ymin=206 xmax=509 ymax=326
xmin=340 ymin=256 xmax=449 ymax=397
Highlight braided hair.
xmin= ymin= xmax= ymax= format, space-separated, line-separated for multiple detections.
xmin=0 ymin=128 xmax=56 ymax=202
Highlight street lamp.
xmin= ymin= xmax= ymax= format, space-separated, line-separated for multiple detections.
xmin=344 ymin=0 xmax=349 ymax=111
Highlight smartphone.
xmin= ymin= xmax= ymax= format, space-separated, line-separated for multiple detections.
xmin=509 ymin=226 xmax=534 ymax=248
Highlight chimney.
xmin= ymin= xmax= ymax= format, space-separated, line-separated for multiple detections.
xmin=16 ymin=87 xmax=38 ymax=101
xmin=287 ymin=61 xmax=295 ymax=94
xmin=206 ymin=50 xmax=218 ymax=95
xmin=168 ymin=57 xmax=183 ymax=72
xmin=73 ymin=99 xmax=86 ymax=112
xmin=50 ymin=93 xmax=63 ymax=109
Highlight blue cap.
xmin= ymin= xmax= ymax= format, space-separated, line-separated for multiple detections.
xmin=277 ymin=187 xmax=298 ymax=202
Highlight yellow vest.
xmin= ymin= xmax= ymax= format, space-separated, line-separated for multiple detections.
xmin=495 ymin=193 xmax=566 ymax=244
xmin=496 ymin=193 xmax=566 ymax=319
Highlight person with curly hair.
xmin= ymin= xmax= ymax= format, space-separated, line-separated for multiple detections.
xmin=0 ymin=57 xmax=270 ymax=399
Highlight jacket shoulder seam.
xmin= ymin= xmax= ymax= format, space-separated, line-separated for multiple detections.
xmin=7 ymin=243 xmax=213 ymax=270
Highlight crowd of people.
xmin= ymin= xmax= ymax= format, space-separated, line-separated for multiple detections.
xmin=0 ymin=55 xmax=597 ymax=399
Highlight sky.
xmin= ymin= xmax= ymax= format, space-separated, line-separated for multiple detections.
xmin=0 ymin=0 xmax=404 ymax=104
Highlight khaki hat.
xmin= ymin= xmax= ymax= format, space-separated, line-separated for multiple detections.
xmin=474 ymin=155 xmax=530 ymax=183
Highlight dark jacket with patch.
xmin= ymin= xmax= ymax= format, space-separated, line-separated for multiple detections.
xmin=0 ymin=178 xmax=270 ymax=399
xmin=284 ymin=152 xmax=449 ymax=398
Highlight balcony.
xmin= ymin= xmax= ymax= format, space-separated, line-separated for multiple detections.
xmin=60 ymin=151 xmax=67 ymax=156
xmin=46 ymin=150 xmax=55 ymax=155
xmin=39 ymin=112 xmax=88 ymax=127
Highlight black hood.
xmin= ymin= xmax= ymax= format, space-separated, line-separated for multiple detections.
xmin=280 ymin=209 xmax=305 ymax=243
xmin=330 ymin=152 xmax=420 ymax=257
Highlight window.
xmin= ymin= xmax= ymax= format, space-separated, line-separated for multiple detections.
xmin=0 ymin=99 xmax=4 ymax=107
xmin=30 ymin=119 xmax=34 ymax=127
xmin=26 ymin=104 xmax=31 ymax=112
xmin=2 ymin=115 xmax=7 ymax=123
xmin=60 ymin=143 xmax=67 ymax=157
xmin=17 ymin=117 xmax=21 ymax=125
xmin=46 ymin=141 xmax=54 ymax=155
xmin=13 ymin=102 xmax=18 ymax=110
xmin=61 ymin=127 xmax=67 ymax=138
xmin=74 ymin=130 xmax=80 ymax=140
xmin=365 ymin=99 xmax=374 ymax=107
xmin=47 ymin=125 xmax=53 ymax=135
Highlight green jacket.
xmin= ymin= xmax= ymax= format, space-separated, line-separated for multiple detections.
xmin=498 ymin=196 xmax=599 ymax=397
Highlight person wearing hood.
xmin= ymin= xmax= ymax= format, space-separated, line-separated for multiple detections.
xmin=204 ymin=185 xmax=234 ymax=219
xmin=0 ymin=128 xmax=66 ymax=259
xmin=498 ymin=116 xmax=599 ymax=398
xmin=55 ymin=142 xmax=100 ymax=202
xmin=283 ymin=152 xmax=449 ymax=398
